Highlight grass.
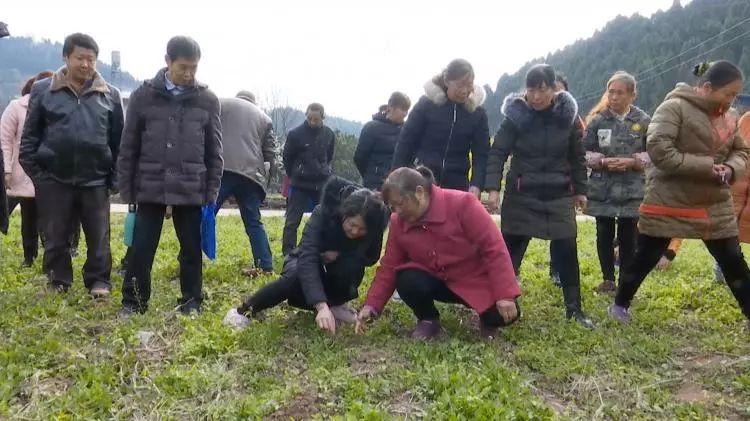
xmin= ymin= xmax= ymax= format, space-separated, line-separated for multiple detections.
xmin=1 ymin=215 xmax=749 ymax=419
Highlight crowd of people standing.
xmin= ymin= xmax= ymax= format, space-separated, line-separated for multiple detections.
xmin=2 ymin=31 xmax=750 ymax=339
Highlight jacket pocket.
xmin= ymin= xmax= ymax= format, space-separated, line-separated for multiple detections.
xmin=587 ymin=171 xmax=608 ymax=201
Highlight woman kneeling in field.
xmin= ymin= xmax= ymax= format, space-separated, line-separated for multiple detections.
xmin=225 ymin=177 xmax=389 ymax=334
xmin=356 ymin=167 xmax=521 ymax=340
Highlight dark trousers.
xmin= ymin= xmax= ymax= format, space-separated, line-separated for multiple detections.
xmin=616 ymin=234 xmax=750 ymax=319
xmin=282 ymin=187 xmax=320 ymax=255
xmin=239 ymin=254 xmax=365 ymax=315
xmin=35 ymin=181 xmax=111 ymax=289
xmin=7 ymin=197 xmax=39 ymax=262
xmin=215 ymin=171 xmax=273 ymax=271
xmin=516 ymin=239 xmax=561 ymax=277
xmin=395 ymin=269 xmax=520 ymax=327
xmin=504 ymin=234 xmax=583 ymax=315
xmin=596 ymin=217 xmax=637 ymax=281
xmin=122 ymin=204 xmax=202 ymax=311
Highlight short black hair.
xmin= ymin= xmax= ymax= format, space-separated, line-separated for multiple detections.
xmin=307 ymin=103 xmax=325 ymax=115
xmin=166 ymin=36 xmax=201 ymax=61
xmin=555 ymin=72 xmax=569 ymax=91
xmin=526 ymin=64 xmax=556 ymax=89
xmin=63 ymin=33 xmax=99 ymax=57
xmin=694 ymin=60 xmax=744 ymax=89
xmin=388 ymin=92 xmax=411 ymax=110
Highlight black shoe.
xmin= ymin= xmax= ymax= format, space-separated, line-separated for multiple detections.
xmin=23 ymin=259 xmax=34 ymax=268
xmin=49 ymin=282 xmax=70 ymax=293
xmin=567 ymin=310 xmax=595 ymax=330
xmin=179 ymin=304 xmax=201 ymax=316
xmin=117 ymin=306 xmax=140 ymax=319
xmin=177 ymin=297 xmax=201 ymax=315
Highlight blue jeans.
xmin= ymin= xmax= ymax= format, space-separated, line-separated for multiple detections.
xmin=216 ymin=171 xmax=273 ymax=271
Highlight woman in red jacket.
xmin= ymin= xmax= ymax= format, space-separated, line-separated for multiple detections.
xmin=356 ymin=166 xmax=521 ymax=340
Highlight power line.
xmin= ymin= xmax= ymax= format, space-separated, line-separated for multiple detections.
xmin=633 ymin=15 xmax=750 ymax=79
xmin=576 ymin=25 xmax=750 ymax=105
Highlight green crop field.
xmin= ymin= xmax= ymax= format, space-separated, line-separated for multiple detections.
xmin=1 ymin=215 xmax=748 ymax=419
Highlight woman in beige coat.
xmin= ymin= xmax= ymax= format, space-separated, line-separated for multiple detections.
xmin=0 ymin=71 xmax=52 ymax=266
xmin=609 ymin=61 xmax=750 ymax=329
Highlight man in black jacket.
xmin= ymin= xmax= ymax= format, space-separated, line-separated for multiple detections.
xmin=117 ymin=36 xmax=223 ymax=316
xmin=281 ymin=103 xmax=335 ymax=255
xmin=354 ymin=92 xmax=411 ymax=190
xmin=20 ymin=33 xmax=124 ymax=297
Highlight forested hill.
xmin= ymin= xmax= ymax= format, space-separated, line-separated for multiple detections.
xmin=484 ymin=0 xmax=750 ymax=131
xmin=0 ymin=36 xmax=140 ymax=109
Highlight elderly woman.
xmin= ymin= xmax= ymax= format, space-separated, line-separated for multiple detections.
xmin=356 ymin=167 xmax=521 ymax=340
xmin=610 ymin=61 xmax=750 ymax=328
xmin=392 ymin=59 xmax=489 ymax=197
xmin=583 ymin=71 xmax=651 ymax=293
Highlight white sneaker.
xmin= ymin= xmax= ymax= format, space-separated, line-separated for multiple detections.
xmin=223 ymin=308 xmax=250 ymax=330
xmin=330 ymin=305 xmax=357 ymax=323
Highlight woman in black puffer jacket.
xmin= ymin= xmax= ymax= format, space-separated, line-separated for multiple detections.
xmin=485 ymin=64 xmax=593 ymax=328
xmin=392 ymin=59 xmax=490 ymax=197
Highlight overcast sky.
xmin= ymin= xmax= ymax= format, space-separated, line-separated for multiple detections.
xmin=3 ymin=0 xmax=681 ymax=122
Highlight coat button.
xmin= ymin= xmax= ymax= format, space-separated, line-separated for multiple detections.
xmin=167 ymin=143 xmax=173 ymax=148
xmin=169 ymin=116 xmax=175 ymax=121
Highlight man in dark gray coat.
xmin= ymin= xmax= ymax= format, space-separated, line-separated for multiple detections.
xmin=216 ymin=91 xmax=276 ymax=276
xmin=117 ymin=36 xmax=223 ymax=316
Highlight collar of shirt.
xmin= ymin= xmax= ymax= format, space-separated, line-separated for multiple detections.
xmin=164 ymin=72 xmax=186 ymax=96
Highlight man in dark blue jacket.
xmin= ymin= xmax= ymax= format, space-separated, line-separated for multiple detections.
xmin=20 ymin=33 xmax=124 ymax=298
xmin=281 ymin=103 xmax=335 ymax=255
xmin=354 ymin=92 xmax=411 ymax=190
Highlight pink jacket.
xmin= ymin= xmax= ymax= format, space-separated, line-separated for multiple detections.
xmin=1 ymin=95 xmax=35 ymax=197
xmin=364 ymin=185 xmax=521 ymax=314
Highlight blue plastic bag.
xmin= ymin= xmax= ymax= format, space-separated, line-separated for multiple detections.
xmin=123 ymin=204 xmax=136 ymax=246
xmin=201 ymin=203 xmax=217 ymax=261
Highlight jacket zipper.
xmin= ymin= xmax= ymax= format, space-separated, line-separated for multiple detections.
xmin=544 ymin=123 xmax=550 ymax=238
xmin=72 ymin=90 xmax=81 ymax=185
xmin=440 ymin=104 xmax=457 ymax=185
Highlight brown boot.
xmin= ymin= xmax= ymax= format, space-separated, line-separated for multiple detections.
xmin=595 ymin=280 xmax=617 ymax=294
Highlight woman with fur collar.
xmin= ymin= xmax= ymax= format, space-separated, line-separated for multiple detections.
xmin=485 ymin=64 xmax=593 ymax=328
xmin=392 ymin=59 xmax=490 ymax=197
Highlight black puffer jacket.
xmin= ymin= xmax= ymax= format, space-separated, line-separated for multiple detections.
xmin=485 ymin=91 xmax=587 ymax=239
xmin=289 ymin=176 xmax=387 ymax=306
xmin=283 ymin=121 xmax=335 ymax=191
xmin=392 ymin=79 xmax=489 ymax=190
xmin=354 ymin=112 xmax=401 ymax=190
xmin=117 ymin=68 xmax=223 ymax=206
xmin=19 ymin=69 xmax=124 ymax=188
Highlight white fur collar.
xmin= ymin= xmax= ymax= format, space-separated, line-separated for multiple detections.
xmin=423 ymin=79 xmax=486 ymax=112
